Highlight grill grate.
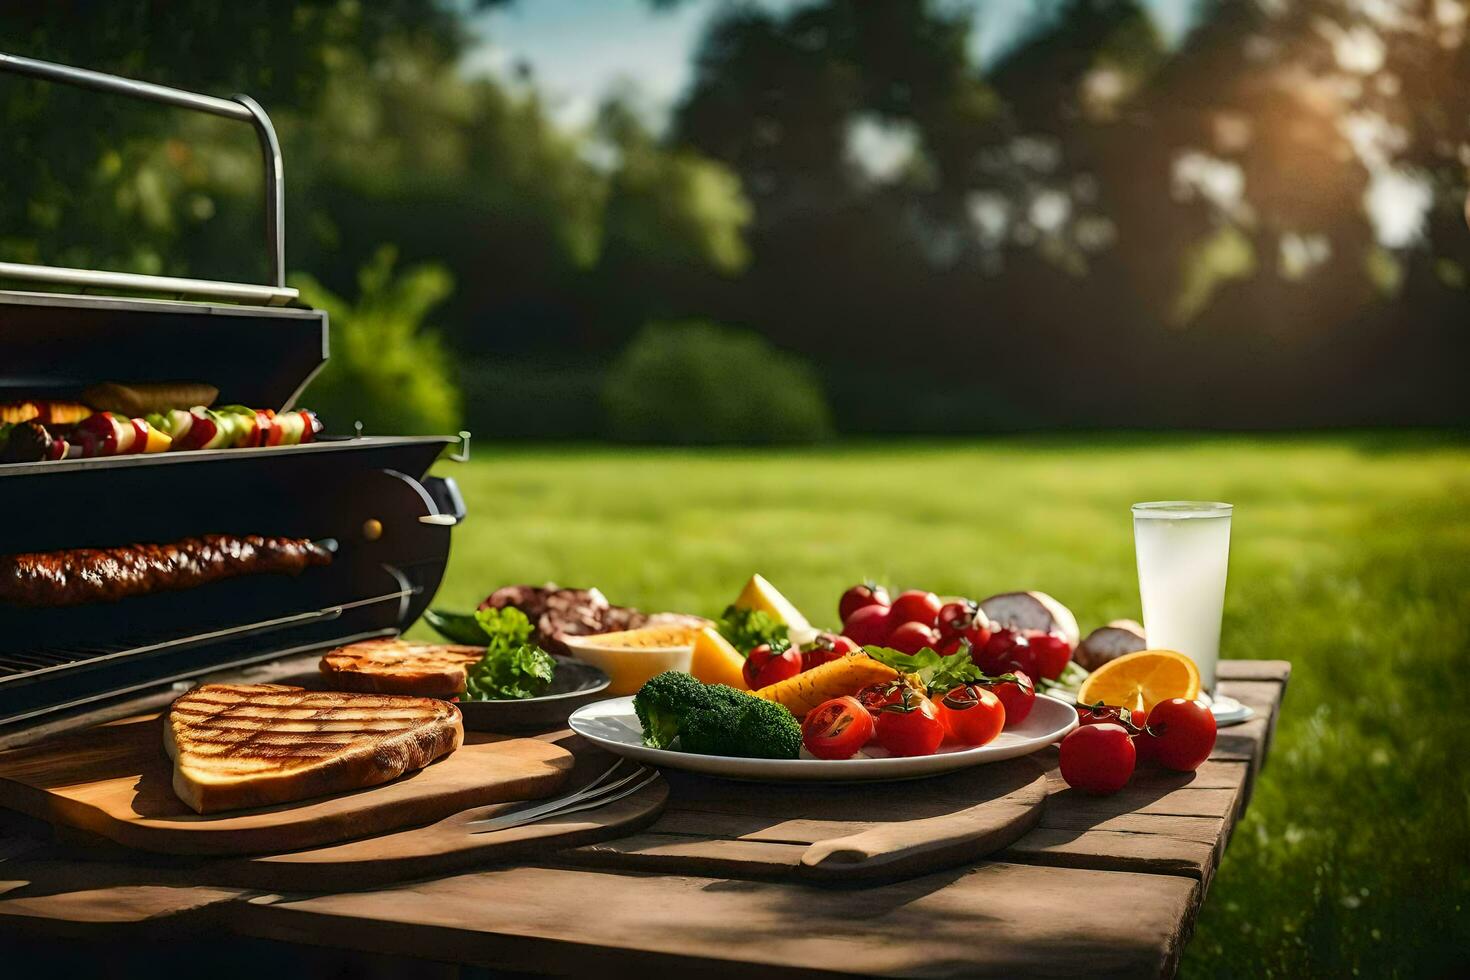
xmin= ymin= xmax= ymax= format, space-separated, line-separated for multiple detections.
xmin=0 ymin=589 xmax=415 ymax=682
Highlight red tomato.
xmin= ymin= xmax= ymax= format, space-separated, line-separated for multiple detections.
xmin=842 ymin=604 xmax=892 ymax=646
xmin=1076 ymin=702 xmax=1142 ymax=729
xmin=874 ymin=692 xmax=944 ymax=757
xmin=1141 ymin=699 xmax=1216 ymax=772
xmin=889 ymin=590 xmax=941 ymax=628
xmin=981 ymin=670 xmax=1035 ymax=726
xmin=1130 ymin=707 xmax=1156 ymax=763
xmin=801 ymin=696 xmax=875 ymax=760
xmin=801 ymin=632 xmax=859 ymax=671
xmin=973 ymin=627 xmax=1025 ymax=674
xmin=742 ymin=643 xmax=802 ymax=689
xmin=887 ymin=621 xmax=939 ymax=655
xmin=936 ymin=599 xmax=976 ymax=637
xmin=937 ymin=633 xmax=972 ymax=657
xmin=838 ymin=583 xmax=890 ymax=623
xmin=1024 ymin=630 xmax=1073 ymax=680
xmin=935 ymin=684 xmax=1006 ymax=746
xmin=1059 ymin=723 xmax=1136 ymax=794
xmin=855 ymin=681 xmax=905 ymax=717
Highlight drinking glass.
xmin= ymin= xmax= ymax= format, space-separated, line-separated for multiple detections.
xmin=1132 ymin=501 xmax=1232 ymax=695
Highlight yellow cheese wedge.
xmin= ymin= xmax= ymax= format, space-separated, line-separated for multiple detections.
xmin=689 ymin=626 xmax=748 ymax=689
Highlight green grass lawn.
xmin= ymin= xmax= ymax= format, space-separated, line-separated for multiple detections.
xmin=417 ymin=433 xmax=1470 ymax=977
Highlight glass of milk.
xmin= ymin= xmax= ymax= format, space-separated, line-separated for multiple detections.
xmin=1132 ymin=501 xmax=1232 ymax=695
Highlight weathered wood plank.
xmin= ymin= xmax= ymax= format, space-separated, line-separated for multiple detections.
xmin=232 ymin=862 xmax=1201 ymax=978
xmin=0 ymin=856 xmax=244 ymax=938
xmin=1216 ymin=660 xmax=1292 ymax=686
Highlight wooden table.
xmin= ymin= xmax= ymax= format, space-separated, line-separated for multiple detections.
xmin=0 ymin=659 xmax=1289 ymax=978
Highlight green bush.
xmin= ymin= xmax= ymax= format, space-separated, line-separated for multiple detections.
xmin=294 ymin=246 xmax=461 ymax=435
xmin=603 ymin=321 xmax=832 ymax=444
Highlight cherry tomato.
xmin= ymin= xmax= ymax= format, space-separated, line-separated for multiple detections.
xmin=842 ymin=604 xmax=892 ymax=646
xmin=1141 ymin=699 xmax=1217 ymax=772
xmin=887 ymin=621 xmax=940 ymax=655
xmin=1023 ymin=630 xmax=1073 ymax=680
xmin=937 ymin=599 xmax=976 ymax=637
xmin=801 ymin=696 xmax=875 ymax=760
xmin=801 ymin=632 xmax=859 ymax=671
xmin=935 ymin=684 xmax=1006 ymax=746
xmin=974 ymin=626 xmax=1026 ymax=674
xmin=742 ymin=643 xmax=802 ymax=689
xmin=874 ymin=691 xmax=945 ymax=757
xmin=1076 ymin=702 xmax=1142 ymax=729
xmin=937 ymin=633 xmax=972 ymax=657
xmin=889 ymin=590 xmax=941 ymax=628
xmin=1130 ymin=707 xmax=1156 ymax=764
xmin=1059 ymin=723 xmax=1136 ymax=795
xmin=977 ymin=629 xmax=1040 ymax=678
xmin=981 ymin=670 xmax=1035 ymax=726
xmin=839 ymin=583 xmax=890 ymax=623
xmin=855 ymin=681 xmax=906 ymax=717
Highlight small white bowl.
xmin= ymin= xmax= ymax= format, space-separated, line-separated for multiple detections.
xmin=560 ymin=635 xmax=694 ymax=696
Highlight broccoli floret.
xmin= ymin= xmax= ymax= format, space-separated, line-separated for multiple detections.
xmin=679 ymin=692 xmax=801 ymax=760
xmin=734 ymin=697 xmax=803 ymax=759
xmin=633 ymin=671 xmax=706 ymax=748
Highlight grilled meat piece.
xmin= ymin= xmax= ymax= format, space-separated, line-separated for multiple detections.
xmin=165 ymin=683 xmax=463 ymax=813
xmin=0 ymin=534 xmax=333 ymax=607
xmin=477 ymin=583 xmax=705 ymax=655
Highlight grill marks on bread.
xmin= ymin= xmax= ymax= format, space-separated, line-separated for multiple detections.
xmin=165 ymin=683 xmax=462 ymax=813
xmin=319 ymin=639 xmax=484 ymax=697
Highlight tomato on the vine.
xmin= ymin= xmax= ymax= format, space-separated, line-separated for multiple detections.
xmin=742 ymin=643 xmax=801 ymax=689
xmin=801 ymin=696 xmax=875 ymax=760
xmin=1076 ymin=702 xmax=1142 ymax=729
xmin=934 ymin=684 xmax=1006 ymax=746
xmin=889 ymin=590 xmax=941 ymax=629
xmin=1139 ymin=698 xmax=1216 ymax=772
xmin=1059 ymin=723 xmax=1135 ymax=794
xmin=981 ymin=670 xmax=1035 ymax=726
xmin=855 ymin=680 xmax=905 ymax=717
xmin=839 ymin=583 xmax=890 ymax=623
xmin=874 ymin=690 xmax=945 ymax=757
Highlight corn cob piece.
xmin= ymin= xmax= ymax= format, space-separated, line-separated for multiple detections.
xmin=754 ymin=654 xmax=899 ymax=718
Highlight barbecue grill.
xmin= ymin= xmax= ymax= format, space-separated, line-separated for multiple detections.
xmin=0 ymin=54 xmax=469 ymax=727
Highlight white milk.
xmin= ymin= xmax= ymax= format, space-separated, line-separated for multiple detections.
xmin=1132 ymin=502 xmax=1232 ymax=693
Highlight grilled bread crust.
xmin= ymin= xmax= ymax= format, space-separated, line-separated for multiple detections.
xmin=318 ymin=639 xmax=484 ymax=697
xmin=164 ymin=683 xmax=463 ymax=814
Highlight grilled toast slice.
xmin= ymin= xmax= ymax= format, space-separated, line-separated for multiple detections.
xmin=164 ymin=683 xmax=463 ymax=814
xmin=318 ymin=638 xmax=484 ymax=697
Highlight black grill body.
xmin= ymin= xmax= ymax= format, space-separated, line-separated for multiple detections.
xmin=0 ymin=55 xmax=468 ymax=728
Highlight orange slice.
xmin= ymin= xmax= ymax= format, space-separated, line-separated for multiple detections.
xmin=689 ymin=627 xmax=748 ymax=689
xmin=1076 ymin=649 xmax=1201 ymax=714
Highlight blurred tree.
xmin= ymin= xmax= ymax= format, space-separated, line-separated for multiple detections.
xmin=293 ymin=245 xmax=460 ymax=434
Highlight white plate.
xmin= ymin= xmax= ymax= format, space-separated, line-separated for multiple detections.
xmin=568 ymin=693 xmax=1079 ymax=782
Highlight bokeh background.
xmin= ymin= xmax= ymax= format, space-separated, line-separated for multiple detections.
xmin=3 ymin=2 xmax=1469 ymax=977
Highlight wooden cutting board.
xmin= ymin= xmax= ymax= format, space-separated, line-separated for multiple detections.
xmin=563 ymin=754 xmax=1049 ymax=884
xmin=203 ymin=734 xmax=668 ymax=891
xmin=0 ymin=713 xmax=574 ymax=856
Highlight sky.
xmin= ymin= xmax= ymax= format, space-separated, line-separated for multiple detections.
xmin=465 ymin=0 xmax=1200 ymax=132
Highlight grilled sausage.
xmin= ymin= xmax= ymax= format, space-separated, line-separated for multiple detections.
xmin=0 ymin=535 xmax=333 ymax=607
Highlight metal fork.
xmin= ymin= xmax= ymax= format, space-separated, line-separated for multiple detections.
xmin=467 ymin=758 xmax=658 ymax=834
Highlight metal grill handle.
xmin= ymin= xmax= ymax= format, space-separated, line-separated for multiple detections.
xmin=0 ymin=52 xmax=297 ymax=306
